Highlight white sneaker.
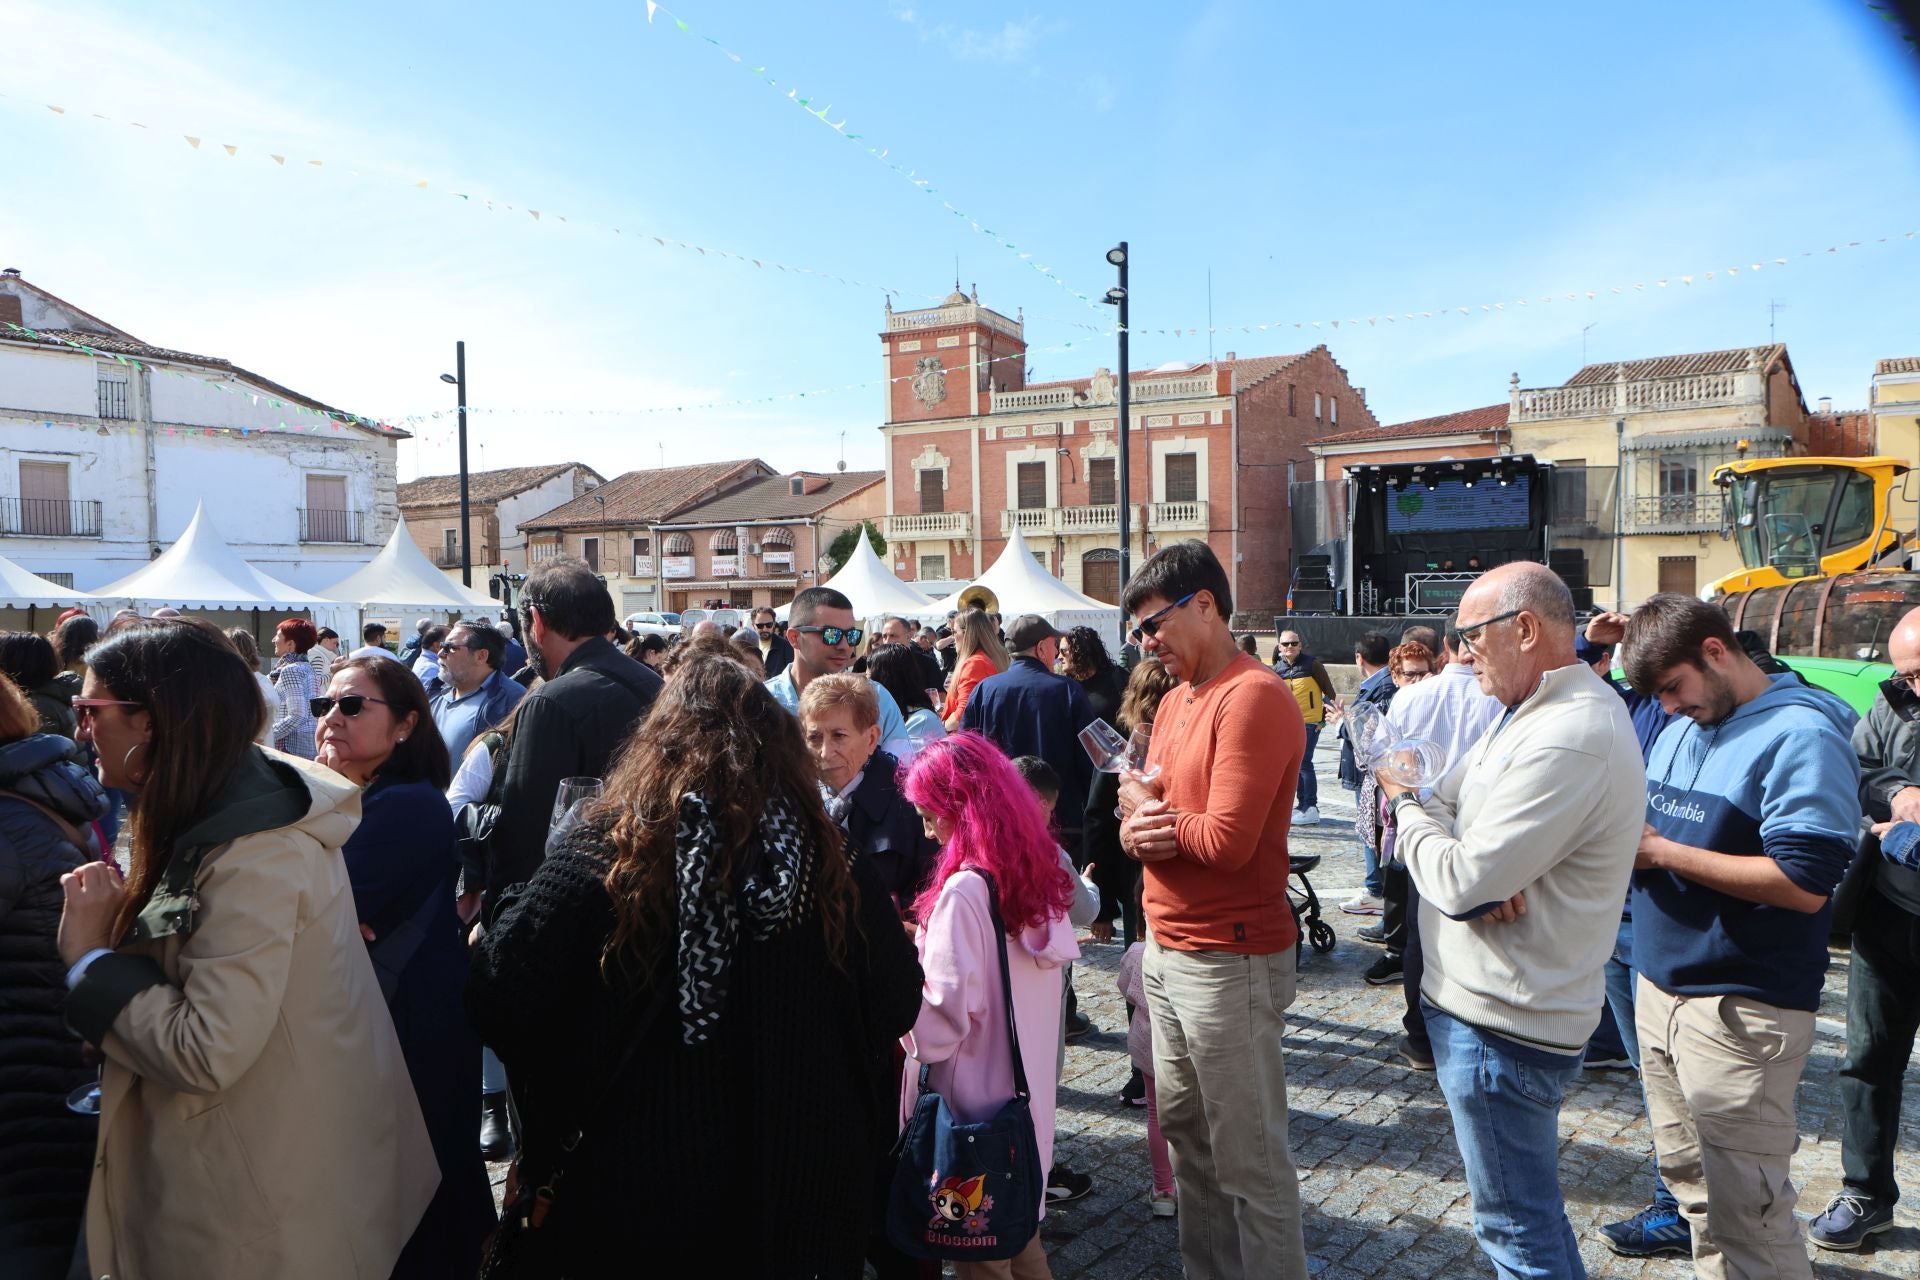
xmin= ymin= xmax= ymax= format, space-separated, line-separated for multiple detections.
xmin=1149 ymin=1190 xmax=1177 ymax=1218
xmin=1295 ymin=806 xmax=1321 ymax=825
xmin=1339 ymin=893 xmax=1384 ymax=916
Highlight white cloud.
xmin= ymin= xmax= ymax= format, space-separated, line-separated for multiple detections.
xmin=887 ymin=5 xmax=1058 ymax=64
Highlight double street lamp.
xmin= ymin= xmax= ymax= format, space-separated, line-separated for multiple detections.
xmin=1104 ymin=244 xmax=1131 ymax=651
xmin=438 ymin=342 xmax=471 ymax=587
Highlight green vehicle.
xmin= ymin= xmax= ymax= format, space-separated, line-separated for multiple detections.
xmin=1714 ymin=571 xmax=1920 ymax=715
xmin=1777 ymin=654 xmax=1889 ymax=717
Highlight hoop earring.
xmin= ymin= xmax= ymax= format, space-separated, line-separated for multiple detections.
xmin=123 ymin=741 xmax=150 ymax=787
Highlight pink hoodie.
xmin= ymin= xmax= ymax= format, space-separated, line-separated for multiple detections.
xmin=902 ymin=868 xmax=1080 ymax=1214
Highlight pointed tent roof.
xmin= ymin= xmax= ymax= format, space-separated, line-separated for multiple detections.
xmin=917 ymin=528 xmax=1121 ymax=630
xmin=92 ymin=504 xmax=337 ymax=610
xmin=813 ymin=534 xmax=935 ymax=619
xmin=317 ymin=517 xmax=497 ymax=613
xmin=0 ymin=553 xmax=97 ymax=609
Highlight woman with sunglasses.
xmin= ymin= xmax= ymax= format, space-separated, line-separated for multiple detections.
xmin=939 ymin=609 xmax=1010 ymax=731
xmin=314 ymin=657 xmax=496 ymax=1278
xmin=267 ymin=617 xmax=320 ymax=760
xmin=55 ymin=618 xmax=437 ymax=1280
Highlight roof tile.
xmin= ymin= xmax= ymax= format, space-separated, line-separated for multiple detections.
xmin=664 ymin=471 xmax=885 ymax=524
xmin=398 ymin=463 xmax=602 ymax=507
xmin=1876 ymin=356 xmax=1920 ymax=376
xmin=1309 ymin=403 xmax=1508 ymax=447
xmin=521 ymin=459 xmax=772 ymax=530
xmin=1564 ymin=344 xmax=1784 ymax=386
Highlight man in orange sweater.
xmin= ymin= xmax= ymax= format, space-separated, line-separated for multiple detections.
xmin=1119 ymin=540 xmax=1309 ymax=1279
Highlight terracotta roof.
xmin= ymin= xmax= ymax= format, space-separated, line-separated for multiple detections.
xmin=1877 ymin=357 xmax=1920 ymax=376
xmin=521 ymin=459 xmax=772 ymax=530
xmin=2 ymin=325 xmax=406 ymax=438
xmin=1806 ymin=411 xmax=1877 ymax=458
xmin=1309 ymin=403 xmax=1508 ymax=447
xmin=664 ymin=471 xmax=886 ymax=525
xmin=1564 ymin=344 xmax=1784 ymax=386
xmin=1017 ymin=349 xmax=1318 ymax=397
xmin=398 ymin=463 xmax=601 ymax=508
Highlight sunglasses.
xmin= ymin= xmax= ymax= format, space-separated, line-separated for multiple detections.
xmin=1129 ymin=593 xmax=1196 ymax=645
xmin=73 ymin=697 xmax=142 ymax=720
xmin=795 ymin=625 xmax=864 ymax=647
xmin=754 ymin=622 xmax=779 ymax=631
xmin=1278 ymin=640 xmax=1302 ymax=647
xmin=310 ymin=694 xmax=396 ymax=718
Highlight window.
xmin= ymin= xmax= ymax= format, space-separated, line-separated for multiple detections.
xmin=581 ymin=537 xmax=600 ymax=572
xmin=442 ymin=528 xmax=458 ymax=564
xmin=919 ymin=468 xmax=945 ymax=514
xmin=919 ymin=554 xmax=948 ymax=580
xmin=664 ymin=532 xmax=694 ymax=555
xmin=97 ymin=373 xmax=130 ymax=420
xmin=18 ymin=461 xmax=71 ymax=535
xmin=304 ymin=474 xmax=350 ymax=542
xmin=1313 ymin=392 xmax=1323 ymax=421
xmin=1828 ymin=472 xmax=1876 ymax=550
xmin=40 ymin=572 xmax=74 ymax=588
xmin=1288 ymin=384 xmax=1297 ymax=417
xmin=1016 ymin=461 xmax=1047 ymax=509
xmin=633 ymin=537 xmax=650 ymax=558
xmin=1330 ymin=395 xmax=1338 ymax=426
xmin=790 ymin=478 xmax=805 ymax=496
xmin=1088 ymin=457 xmax=1116 ymax=506
xmin=730 ymin=590 xmax=756 ymax=609
xmin=1658 ymin=458 xmax=1697 ymax=496
xmin=1165 ymin=453 xmax=1199 ymax=503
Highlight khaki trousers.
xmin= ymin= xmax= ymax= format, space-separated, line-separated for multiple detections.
xmin=1144 ymin=938 xmax=1309 ymax=1280
xmin=1636 ymin=976 xmax=1815 ymax=1280
xmin=953 ymin=1233 xmax=1051 ymax=1280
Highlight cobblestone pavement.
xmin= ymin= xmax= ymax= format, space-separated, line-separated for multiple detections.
xmin=1036 ymin=741 xmax=1920 ymax=1279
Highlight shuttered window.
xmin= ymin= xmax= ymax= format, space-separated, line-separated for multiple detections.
xmin=919 ymin=468 xmax=945 ymax=513
xmin=1087 ymin=458 xmax=1116 ymax=506
xmin=1164 ymin=453 xmax=1198 ymax=503
xmin=1016 ymin=461 xmax=1046 ymax=510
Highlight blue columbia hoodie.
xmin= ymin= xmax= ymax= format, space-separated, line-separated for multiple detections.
xmin=1633 ymin=673 xmax=1860 ymax=1012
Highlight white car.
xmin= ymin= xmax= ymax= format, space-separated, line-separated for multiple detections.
xmin=624 ymin=611 xmax=681 ymax=639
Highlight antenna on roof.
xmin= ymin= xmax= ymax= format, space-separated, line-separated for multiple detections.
xmin=837 ymin=429 xmax=847 ymax=473
xmin=1769 ymin=298 xmax=1788 ymax=343
xmin=954 ymin=257 xmax=960 ymax=294
xmin=1207 ymin=266 xmax=1214 ymax=365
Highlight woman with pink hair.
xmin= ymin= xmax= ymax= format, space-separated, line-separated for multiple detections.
xmin=901 ymin=732 xmax=1080 ymax=1278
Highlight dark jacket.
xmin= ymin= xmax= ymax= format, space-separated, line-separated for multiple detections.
xmin=0 ymin=734 xmax=110 ymax=1277
xmin=962 ymin=655 xmax=1097 ymax=836
xmin=761 ymin=633 xmax=795 ymax=679
xmin=344 ymin=777 xmax=495 ymax=1277
xmin=1852 ymin=692 xmax=1920 ymax=917
xmin=1075 ymin=666 xmax=1124 ymax=727
xmin=1337 ymin=667 xmax=1398 ymax=791
xmin=26 ymin=680 xmax=77 ymax=742
xmin=485 ymin=637 xmax=661 ymax=919
xmin=1083 ymin=769 xmax=1131 ymax=929
xmin=468 ymin=826 xmax=923 ymax=1278
xmin=842 ymin=750 xmax=938 ymax=914
xmin=501 ymin=635 xmax=529 ymax=680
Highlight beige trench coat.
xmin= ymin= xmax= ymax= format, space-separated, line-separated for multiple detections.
xmin=75 ymin=752 xmax=438 ymax=1280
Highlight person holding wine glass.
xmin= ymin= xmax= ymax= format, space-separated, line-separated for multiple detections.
xmin=53 ymin=617 xmax=438 ymax=1280
xmin=314 ymin=656 xmax=497 ymax=1278
xmin=0 ymin=669 xmax=110 ymax=1280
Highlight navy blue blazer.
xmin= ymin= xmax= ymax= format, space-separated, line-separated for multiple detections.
xmin=843 ymin=751 xmax=938 ymax=915
xmin=961 ymin=655 xmax=1097 ymax=835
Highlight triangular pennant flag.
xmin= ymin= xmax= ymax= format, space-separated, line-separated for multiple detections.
xmin=185 ymin=135 xmax=201 ymax=148
xmin=222 ymin=144 xmax=237 ymax=156
xmin=271 ymin=154 xmax=285 ymax=165
xmin=645 ymin=0 xmax=658 ymax=19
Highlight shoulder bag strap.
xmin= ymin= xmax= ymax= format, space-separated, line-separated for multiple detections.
xmin=0 ymin=788 xmax=94 ymax=855
xmin=971 ymin=868 xmax=1031 ymax=1101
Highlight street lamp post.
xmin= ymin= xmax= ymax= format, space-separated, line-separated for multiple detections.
xmin=1104 ymin=244 xmax=1131 ymax=652
xmin=439 ymin=343 xmax=471 ymax=587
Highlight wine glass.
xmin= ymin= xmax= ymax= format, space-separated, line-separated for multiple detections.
xmin=66 ymin=1068 xmax=102 ymax=1116
xmin=549 ymin=777 xmax=603 ymax=838
xmin=1125 ymin=724 xmax=1160 ymax=783
xmin=1376 ymin=739 xmax=1447 ymax=789
xmin=1078 ymin=719 xmax=1130 ymax=775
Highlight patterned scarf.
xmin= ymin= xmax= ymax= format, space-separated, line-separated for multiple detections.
xmin=674 ymin=788 xmax=820 ymax=1044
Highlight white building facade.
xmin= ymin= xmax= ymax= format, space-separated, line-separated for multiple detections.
xmin=0 ymin=271 xmax=403 ymax=592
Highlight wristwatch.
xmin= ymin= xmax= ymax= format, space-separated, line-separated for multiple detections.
xmin=1391 ymin=792 xmax=1425 ymax=824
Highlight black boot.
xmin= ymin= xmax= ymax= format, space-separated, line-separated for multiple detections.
xmin=480 ymin=1090 xmax=514 ymax=1160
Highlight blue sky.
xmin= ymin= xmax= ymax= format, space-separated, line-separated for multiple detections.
xmin=3 ymin=0 xmax=1916 ymax=484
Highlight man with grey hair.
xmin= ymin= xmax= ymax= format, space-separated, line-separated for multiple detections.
xmin=878 ymin=613 xmax=942 ymax=692
xmin=398 ymin=616 xmax=433 ymax=666
xmin=1381 ymin=561 xmax=1645 ymax=1278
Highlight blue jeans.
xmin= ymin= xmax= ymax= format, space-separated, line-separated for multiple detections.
xmin=1294 ymin=723 xmax=1321 ymax=812
xmin=1425 ymin=1003 xmax=1587 ymax=1279
xmin=1359 ymin=837 xmax=1383 ymax=898
xmin=1603 ymin=916 xmax=1678 ymax=1212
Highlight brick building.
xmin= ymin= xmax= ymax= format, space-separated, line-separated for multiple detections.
xmin=877 ymin=290 xmax=1378 ymax=614
xmin=398 ymin=462 xmax=602 ymax=584
xmin=651 ymin=469 xmax=885 ymax=613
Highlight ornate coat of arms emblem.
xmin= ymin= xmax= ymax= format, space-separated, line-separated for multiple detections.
xmin=912 ymin=356 xmax=948 ymax=406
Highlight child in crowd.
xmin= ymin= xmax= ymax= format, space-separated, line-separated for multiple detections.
xmin=1118 ymin=934 xmax=1176 ymax=1218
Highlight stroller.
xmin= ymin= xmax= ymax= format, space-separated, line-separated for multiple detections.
xmin=1289 ymin=851 xmax=1336 ymax=959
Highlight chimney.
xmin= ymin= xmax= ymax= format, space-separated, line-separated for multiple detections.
xmin=1817 ymin=396 xmax=1833 ymax=415
xmin=1224 ymin=351 xmax=1236 ymax=363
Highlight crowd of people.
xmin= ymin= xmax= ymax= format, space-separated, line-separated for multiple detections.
xmin=0 ymin=539 xmax=1914 ymax=1280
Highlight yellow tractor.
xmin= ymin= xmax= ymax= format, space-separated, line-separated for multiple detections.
xmin=1706 ymin=456 xmax=1913 ymax=596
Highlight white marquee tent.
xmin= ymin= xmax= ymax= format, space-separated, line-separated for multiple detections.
xmin=91 ymin=504 xmax=337 ymax=612
xmin=775 ymin=535 xmax=934 ymax=622
xmin=0 ymin=553 xmax=96 ymax=610
xmin=915 ymin=528 xmax=1121 ymax=633
xmin=316 ymin=517 xmax=497 ymax=620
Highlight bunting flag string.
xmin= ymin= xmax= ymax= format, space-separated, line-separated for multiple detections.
xmin=1138 ymin=229 xmax=1919 ymax=338
xmin=2 ymin=92 xmax=951 ymax=305
xmin=640 ymin=1 xmax=1107 ymax=322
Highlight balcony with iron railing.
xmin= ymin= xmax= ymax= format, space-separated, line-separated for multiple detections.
xmin=1626 ymin=493 xmax=1723 ymax=533
xmin=434 ymin=545 xmax=497 ymax=568
xmin=298 ymin=508 xmax=363 ymax=544
xmin=882 ymin=511 xmax=974 ymax=540
xmin=0 ymin=498 xmax=103 ymax=538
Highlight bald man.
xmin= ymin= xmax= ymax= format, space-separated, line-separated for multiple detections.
xmin=1382 ymin=562 xmax=1645 ymax=1278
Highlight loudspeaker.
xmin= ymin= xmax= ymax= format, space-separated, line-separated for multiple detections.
xmin=1570 ymin=587 xmax=1595 ymax=612
xmin=1291 ymin=589 xmax=1337 ymax=613
xmin=1299 ymin=553 xmax=1333 ymax=571
xmin=1293 ymin=570 xmax=1334 ymax=589
xmin=1548 ymin=548 xmax=1584 ymax=570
